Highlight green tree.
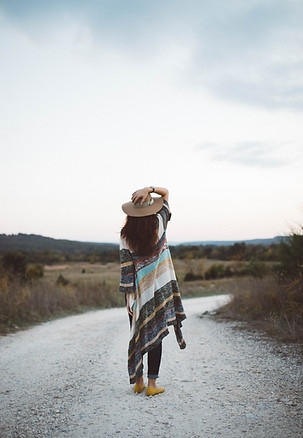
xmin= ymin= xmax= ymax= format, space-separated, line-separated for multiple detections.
xmin=278 ymin=229 xmax=303 ymax=279
xmin=1 ymin=251 xmax=27 ymax=282
xmin=205 ymin=264 xmax=226 ymax=280
xmin=246 ymin=260 xmax=269 ymax=279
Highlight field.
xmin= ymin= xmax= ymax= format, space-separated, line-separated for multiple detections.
xmin=44 ymin=259 xmax=233 ymax=299
xmin=1 ymin=247 xmax=302 ymax=342
xmin=0 ymin=259 xmax=234 ymax=334
xmin=44 ymin=262 xmax=121 ymax=293
xmin=44 ymin=259 xmax=301 ymax=343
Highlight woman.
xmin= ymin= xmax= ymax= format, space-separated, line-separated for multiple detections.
xmin=120 ymin=186 xmax=186 ymax=396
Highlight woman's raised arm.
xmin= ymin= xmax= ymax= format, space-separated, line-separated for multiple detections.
xmin=131 ymin=187 xmax=169 ymax=204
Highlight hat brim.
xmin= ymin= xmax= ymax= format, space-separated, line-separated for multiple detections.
xmin=122 ymin=196 xmax=164 ymax=217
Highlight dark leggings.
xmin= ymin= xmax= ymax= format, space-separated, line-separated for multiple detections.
xmin=128 ymin=313 xmax=162 ymax=379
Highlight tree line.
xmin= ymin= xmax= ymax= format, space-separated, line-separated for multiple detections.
xmin=170 ymin=241 xmax=280 ymax=262
xmin=0 ymin=242 xmax=279 ymax=270
xmin=1 ymin=234 xmax=301 ymax=282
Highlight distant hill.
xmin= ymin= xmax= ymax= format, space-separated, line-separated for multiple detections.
xmin=0 ymin=233 xmax=283 ymax=256
xmin=179 ymin=237 xmax=283 ymax=246
xmin=0 ymin=233 xmax=118 ymax=254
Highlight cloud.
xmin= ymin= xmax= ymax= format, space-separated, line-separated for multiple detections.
xmin=190 ymin=1 xmax=303 ymax=111
xmin=1 ymin=0 xmax=303 ymax=110
xmin=0 ymin=1 xmax=173 ymax=47
xmin=195 ymin=141 xmax=296 ymax=168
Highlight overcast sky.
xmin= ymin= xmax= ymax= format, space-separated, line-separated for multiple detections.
xmin=0 ymin=0 xmax=302 ymax=243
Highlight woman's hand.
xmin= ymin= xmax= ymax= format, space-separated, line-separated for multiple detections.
xmin=131 ymin=187 xmax=150 ymax=205
xmin=131 ymin=186 xmax=169 ymax=204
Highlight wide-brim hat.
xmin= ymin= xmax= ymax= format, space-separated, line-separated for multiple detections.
xmin=122 ymin=194 xmax=164 ymax=217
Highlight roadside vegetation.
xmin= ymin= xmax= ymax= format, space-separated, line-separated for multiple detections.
xmin=215 ymin=228 xmax=303 ymax=342
xmin=0 ymin=255 xmax=125 ymax=333
xmin=0 ymin=230 xmax=302 ymax=342
xmin=0 ymin=253 xmax=229 ymax=333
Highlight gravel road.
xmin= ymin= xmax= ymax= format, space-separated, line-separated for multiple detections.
xmin=0 ymin=295 xmax=302 ymax=438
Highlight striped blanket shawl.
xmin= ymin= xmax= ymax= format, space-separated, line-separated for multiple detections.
xmin=120 ymin=201 xmax=186 ymax=384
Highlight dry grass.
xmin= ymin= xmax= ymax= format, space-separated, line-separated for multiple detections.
xmin=216 ymin=276 xmax=303 ymax=343
xmin=44 ymin=262 xmax=119 ymax=287
xmin=4 ymin=259 xmax=292 ymax=337
xmin=178 ymin=277 xmax=235 ymax=298
xmin=44 ymin=259 xmax=234 ymax=298
xmin=173 ymin=258 xmax=236 ymax=279
xmin=0 ymin=263 xmax=125 ymax=333
xmin=0 ymin=259 xmax=230 ymax=333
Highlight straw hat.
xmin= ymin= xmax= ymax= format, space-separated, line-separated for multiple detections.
xmin=122 ymin=194 xmax=164 ymax=217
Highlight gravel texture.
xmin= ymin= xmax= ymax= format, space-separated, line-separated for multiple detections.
xmin=0 ymin=295 xmax=302 ymax=438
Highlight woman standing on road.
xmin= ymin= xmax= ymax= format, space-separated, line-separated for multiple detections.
xmin=120 ymin=186 xmax=186 ymax=396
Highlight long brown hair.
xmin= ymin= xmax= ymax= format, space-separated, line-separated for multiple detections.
xmin=121 ymin=215 xmax=159 ymax=255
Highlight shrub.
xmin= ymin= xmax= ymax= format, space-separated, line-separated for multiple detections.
xmin=216 ymin=226 xmax=303 ymax=341
xmin=56 ymin=274 xmax=69 ymax=286
xmin=26 ymin=264 xmax=44 ymax=282
xmin=184 ymin=272 xmax=203 ymax=282
xmin=245 ymin=260 xmax=269 ymax=279
xmin=1 ymin=251 xmax=27 ymax=283
xmin=224 ymin=266 xmax=233 ymax=278
xmin=219 ymin=276 xmax=303 ymax=341
xmin=278 ymin=229 xmax=303 ymax=279
xmin=205 ymin=264 xmax=226 ymax=280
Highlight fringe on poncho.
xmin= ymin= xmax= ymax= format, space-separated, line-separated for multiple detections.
xmin=120 ymin=201 xmax=186 ymax=384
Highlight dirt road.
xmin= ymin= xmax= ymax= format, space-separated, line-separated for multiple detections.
xmin=0 ymin=295 xmax=302 ymax=438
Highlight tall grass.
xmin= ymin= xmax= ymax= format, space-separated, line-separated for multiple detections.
xmin=4 ymin=257 xmax=301 ymax=341
xmin=217 ymin=276 xmax=303 ymax=342
xmin=0 ymin=259 xmax=228 ymax=333
xmin=0 ymin=276 xmax=125 ymax=333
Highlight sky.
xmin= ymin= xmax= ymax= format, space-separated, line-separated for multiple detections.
xmin=0 ymin=0 xmax=302 ymax=244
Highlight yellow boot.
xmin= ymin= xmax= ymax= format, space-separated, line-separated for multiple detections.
xmin=146 ymin=386 xmax=165 ymax=396
xmin=133 ymin=384 xmax=146 ymax=393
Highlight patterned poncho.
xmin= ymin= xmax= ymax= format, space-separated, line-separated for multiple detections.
xmin=120 ymin=200 xmax=186 ymax=384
